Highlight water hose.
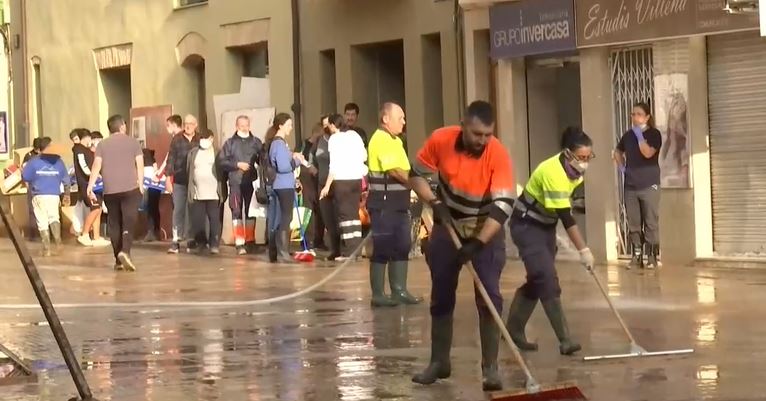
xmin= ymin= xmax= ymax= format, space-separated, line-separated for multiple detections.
xmin=0 ymin=234 xmax=371 ymax=310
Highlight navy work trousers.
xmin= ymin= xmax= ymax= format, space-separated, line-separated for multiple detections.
xmin=426 ymin=224 xmax=506 ymax=317
xmin=369 ymin=208 xmax=410 ymax=263
xmin=510 ymin=217 xmax=560 ymax=301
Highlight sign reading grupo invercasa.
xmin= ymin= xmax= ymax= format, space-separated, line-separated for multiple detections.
xmin=490 ymin=0 xmax=576 ymax=59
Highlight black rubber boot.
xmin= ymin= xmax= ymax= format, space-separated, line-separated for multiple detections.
xmin=479 ymin=313 xmax=503 ymax=392
xmin=646 ymin=244 xmax=659 ymax=269
xmin=268 ymin=231 xmax=278 ymax=262
xmin=277 ymin=230 xmax=298 ymax=265
xmin=412 ymin=315 xmax=453 ymax=385
xmin=370 ymin=263 xmax=398 ymax=307
xmin=541 ymin=298 xmax=581 ymax=355
xmin=40 ymin=229 xmax=52 ymax=257
xmin=388 ymin=261 xmax=422 ymax=305
xmin=505 ymin=291 xmax=539 ymax=351
xmin=628 ymin=241 xmax=643 ymax=270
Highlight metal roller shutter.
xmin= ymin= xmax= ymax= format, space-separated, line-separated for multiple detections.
xmin=708 ymin=32 xmax=766 ymax=255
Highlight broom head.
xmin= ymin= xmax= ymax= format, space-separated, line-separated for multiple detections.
xmin=490 ymin=381 xmax=587 ymax=401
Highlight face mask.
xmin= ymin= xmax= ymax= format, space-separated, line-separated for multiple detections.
xmin=236 ymin=131 xmax=249 ymax=138
xmin=199 ymin=139 xmax=212 ymax=149
xmin=572 ymin=160 xmax=589 ymax=173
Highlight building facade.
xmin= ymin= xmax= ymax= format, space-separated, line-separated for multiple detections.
xmin=10 ymin=0 xmax=294 ymax=147
xmin=462 ymin=0 xmax=764 ymax=265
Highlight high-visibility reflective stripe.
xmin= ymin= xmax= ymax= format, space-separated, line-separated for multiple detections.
xmin=491 ymin=189 xmax=514 ymax=200
xmin=341 ymin=231 xmax=363 ymax=239
xmin=494 ymin=199 xmax=514 ymax=215
xmin=544 ymin=190 xmax=571 ymax=200
xmin=440 ymin=177 xmax=489 ymax=203
xmin=514 ymin=192 xmax=558 ymax=224
xmin=369 ymin=183 xmax=407 ymax=191
xmin=339 ymin=220 xmax=362 ymax=228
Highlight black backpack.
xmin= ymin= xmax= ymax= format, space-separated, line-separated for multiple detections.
xmin=254 ymin=140 xmax=280 ymax=204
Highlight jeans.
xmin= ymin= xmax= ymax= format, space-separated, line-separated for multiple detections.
xmin=143 ymin=188 xmax=162 ymax=235
xmin=103 ymin=189 xmax=142 ymax=262
xmin=171 ymin=184 xmax=190 ymax=242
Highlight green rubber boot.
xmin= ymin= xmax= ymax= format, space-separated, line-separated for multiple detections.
xmin=50 ymin=221 xmax=62 ymax=254
xmin=388 ymin=261 xmax=422 ymax=305
xmin=412 ymin=315 xmax=453 ymax=385
xmin=40 ymin=229 xmax=51 ymax=257
xmin=505 ymin=291 xmax=539 ymax=351
xmin=541 ymin=297 xmax=581 ymax=355
xmin=479 ymin=313 xmax=503 ymax=392
xmin=370 ymin=263 xmax=398 ymax=307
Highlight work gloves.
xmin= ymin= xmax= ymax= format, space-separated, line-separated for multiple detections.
xmin=457 ymin=238 xmax=485 ymax=265
xmin=631 ymin=126 xmax=646 ymax=142
xmin=579 ymin=247 xmax=595 ymax=271
xmin=430 ymin=200 xmax=452 ymax=227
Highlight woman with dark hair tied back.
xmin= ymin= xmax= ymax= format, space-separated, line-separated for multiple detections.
xmin=319 ymin=113 xmax=368 ymax=260
xmin=264 ymin=113 xmax=305 ymax=264
xmin=505 ymin=126 xmax=595 ymax=356
xmin=613 ymin=102 xmax=663 ymax=270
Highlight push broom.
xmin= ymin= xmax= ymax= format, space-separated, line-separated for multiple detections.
xmin=443 ymin=225 xmax=587 ymax=401
xmin=582 ymin=269 xmax=694 ymax=361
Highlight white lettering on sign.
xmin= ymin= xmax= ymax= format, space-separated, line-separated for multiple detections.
xmin=583 ymin=1 xmax=630 ymax=40
xmin=494 ymin=21 xmax=570 ymax=47
xmin=636 ymin=0 xmax=687 ymax=24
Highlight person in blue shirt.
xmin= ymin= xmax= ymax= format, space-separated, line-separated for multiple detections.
xmin=21 ymin=137 xmax=71 ymax=256
xmin=265 ymin=113 xmax=306 ymax=263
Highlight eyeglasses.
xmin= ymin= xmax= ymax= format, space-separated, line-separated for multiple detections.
xmin=572 ymin=153 xmax=596 ymax=162
xmin=630 ymin=112 xmax=647 ymax=117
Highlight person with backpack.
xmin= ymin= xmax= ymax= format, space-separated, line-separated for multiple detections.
xmin=264 ymin=113 xmax=305 ymax=264
xmin=218 ymin=115 xmax=262 ymax=255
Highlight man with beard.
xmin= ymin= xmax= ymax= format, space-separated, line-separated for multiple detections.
xmin=410 ymin=101 xmax=514 ymax=392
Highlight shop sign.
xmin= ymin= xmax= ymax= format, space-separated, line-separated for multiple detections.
xmin=576 ymin=0 xmax=759 ymax=47
xmin=490 ymin=0 xmax=577 ymax=59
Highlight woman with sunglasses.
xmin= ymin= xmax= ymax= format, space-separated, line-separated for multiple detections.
xmin=505 ymin=126 xmax=595 ymax=356
xmin=614 ymin=102 xmax=663 ymax=270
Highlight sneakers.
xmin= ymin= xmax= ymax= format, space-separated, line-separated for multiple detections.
xmin=236 ymin=246 xmax=247 ymax=255
xmin=167 ymin=242 xmax=180 ymax=254
xmin=92 ymin=238 xmax=111 ymax=247
xmin=117 ymin=252 xmax=137 ymax=272
xmin=77 ymin=235 xmax=93 ymax=246
xmin=209 ymin=247 xmax=220 ymax=255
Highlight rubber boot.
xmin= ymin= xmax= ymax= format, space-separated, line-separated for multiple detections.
xmin=412 ymin=315 xmax=453 ymax=385
xmin=40 ymin=229 xmax=52 ymax=257
xmin=505 ymin=291 xmax=539 ymax=351
xmin=49 ymin=222 xmax=62 ymax=255
xmin=388 ymin=261 xmax=422 ymax=305
xmin=541 ymin=298 xmax=581 ymax=355
xmin=479 ymin=312 xmax=503 ymax=392
xmin=277 ymin=230 xmax=298 ymax=265
xmin=370 ymin=263 xmax=398 ymax=307
xmin=646 ymin=244 xmax=659 ymax=269
xmin=268 ymin=231 xmax=278 ymax=262
xmin=628 ymin=241 xmax=643 ymax=270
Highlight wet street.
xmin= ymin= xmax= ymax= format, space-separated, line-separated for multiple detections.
xmin=0 ymin=239 xmax=761 ymax=401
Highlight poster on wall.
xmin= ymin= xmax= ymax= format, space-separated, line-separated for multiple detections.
xmin=0 ymin=111 xmax=8 ymax=156
xmin=131 ymin=116 xmax=147 ymax=147
xmin=654 ymin=73 xmax=690 ymax=188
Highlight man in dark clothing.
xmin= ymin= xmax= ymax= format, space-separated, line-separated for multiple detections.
xmin=218 ymin=115 xmax=263 ymax=255
xmin=344 ymin=103 xmax=368 ymax=147
xmin=165 ymin=114 xmax=198 ymax=254
xmin=312 ymin=116 xmax=341 ymax=260
xmin=87 ymin=115 xmax=144 ymax=272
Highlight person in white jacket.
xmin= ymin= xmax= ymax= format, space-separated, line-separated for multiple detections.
xmin=320 ymin=113 xmax=368 ymax=260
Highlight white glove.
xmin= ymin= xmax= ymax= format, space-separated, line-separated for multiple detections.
xmin=579 ymin=247 xmax=595 ymax=271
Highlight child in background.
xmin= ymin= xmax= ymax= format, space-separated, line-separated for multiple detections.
xmin=21 ymin=137 xmax=71 ymax=256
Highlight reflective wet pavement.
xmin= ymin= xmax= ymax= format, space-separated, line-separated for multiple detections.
xmin=0 ymin=239 xmax=763 ymax=401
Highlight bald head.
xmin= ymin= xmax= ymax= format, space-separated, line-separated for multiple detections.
xmin=184 ymin=114 xmax=198 ymax=136
xmin=380 ymin=102 xmax=406 ymax=136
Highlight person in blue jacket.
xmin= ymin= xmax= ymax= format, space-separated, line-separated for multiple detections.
xmin=22 ymin=137 xmax=71 ymax=256
xmin=264 ymin=113 xmax=305 ymax=263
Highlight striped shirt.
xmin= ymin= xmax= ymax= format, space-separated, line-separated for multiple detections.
xmin=412 ymin=126 xmax=514 ymax=238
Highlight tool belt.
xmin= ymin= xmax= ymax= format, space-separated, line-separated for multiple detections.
xmin=512 ymin=191 xmax=558 ymax=226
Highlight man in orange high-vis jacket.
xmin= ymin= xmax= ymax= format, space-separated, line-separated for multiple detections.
xmin=409 ymin=101 xmax=514 ymax=393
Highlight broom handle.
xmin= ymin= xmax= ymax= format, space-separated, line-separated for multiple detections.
xmin=589 ymin=271 xmax=637 ymax=344
xmin=444 ymin=224 xmax=538 ymax=385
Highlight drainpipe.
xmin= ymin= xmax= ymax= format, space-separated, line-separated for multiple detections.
xmin=290 ymin=0 xmax=303 ymax=144
xmin=454 ymin=0 xmax=467 ymax=119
